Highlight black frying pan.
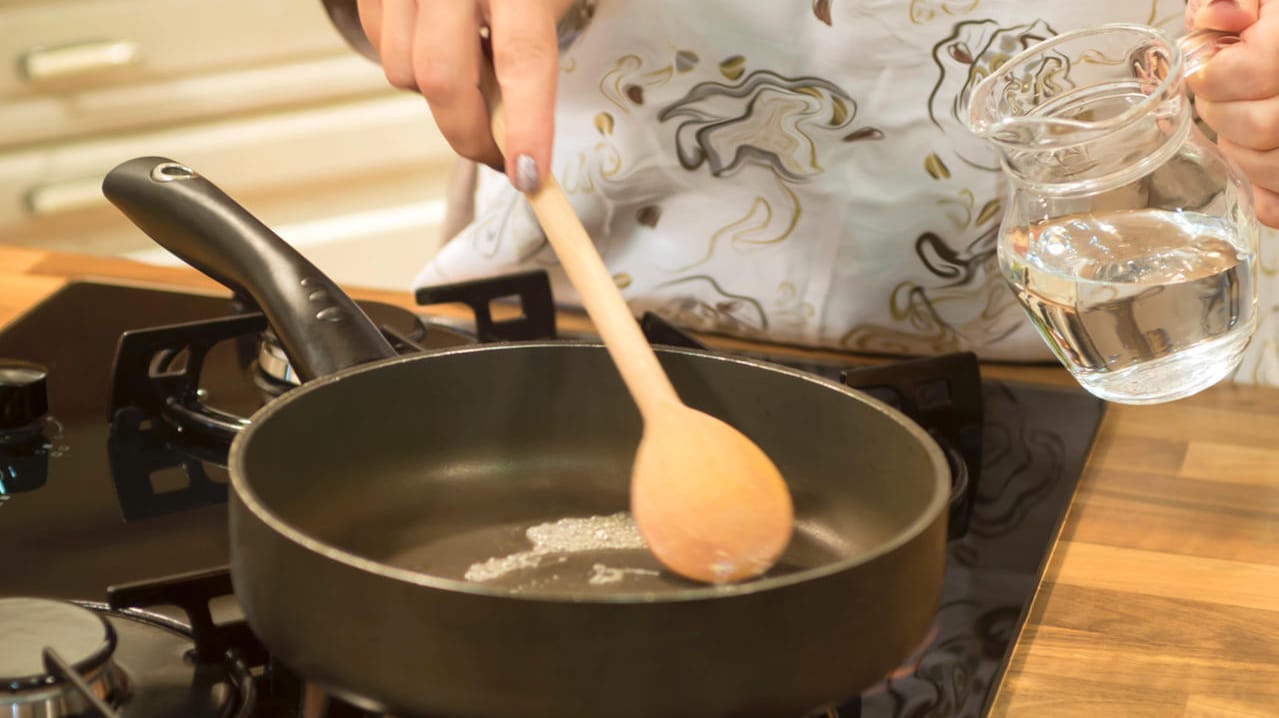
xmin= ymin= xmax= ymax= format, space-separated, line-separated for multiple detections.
xmin=103 ymin=157 xmax=950 ymax=718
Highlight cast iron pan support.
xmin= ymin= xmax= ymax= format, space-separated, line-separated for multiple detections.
xmin=415 ymin=270 xmax=558 ymax=342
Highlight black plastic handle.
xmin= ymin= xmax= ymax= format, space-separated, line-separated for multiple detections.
xmin=102 ymin=157 xmax=397 ymax=381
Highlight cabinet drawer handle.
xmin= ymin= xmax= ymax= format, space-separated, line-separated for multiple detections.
xmin=19 ymin=40 xmax=142 ymax=84
xmin=24 ymin=176 xmax=107 ymax=217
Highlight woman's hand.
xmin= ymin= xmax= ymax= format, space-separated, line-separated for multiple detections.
xmin=1187 ymin=0 xmax=1279 ymax=227
xmin=356 ymin=0 xmax=575 ymax=192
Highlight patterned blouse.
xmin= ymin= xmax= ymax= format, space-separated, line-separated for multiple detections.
xmin=323 ymin=0 xmax=1279 ymax=384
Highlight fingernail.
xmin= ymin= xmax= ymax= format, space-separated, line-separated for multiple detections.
xmin=513 ymin=154 xmax=541 ymax=193
xmin=1209 ymin=0 xmax=1239 ymax=5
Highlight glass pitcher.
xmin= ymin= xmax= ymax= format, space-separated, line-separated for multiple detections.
xmin=966 ymin=24 xmax=1259 ymax=404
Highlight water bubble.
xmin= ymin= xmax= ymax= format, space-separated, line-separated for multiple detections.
xmin=464 ymin=512 xmax=648 ymax=583
xmin=588 ymin=563 xmax=660 ymax=586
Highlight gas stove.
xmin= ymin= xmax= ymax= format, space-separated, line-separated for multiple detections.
xmin=0 ymin=272 xmax=1104 ymax=718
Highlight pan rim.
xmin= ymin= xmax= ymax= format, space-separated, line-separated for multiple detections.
xmin=227 ymin=341 xmax=951 ymax=604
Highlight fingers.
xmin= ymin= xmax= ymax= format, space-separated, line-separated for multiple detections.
xmin=1218 ymin=137 xmax=1279 ymax=227
xmin=355 ymin=0 xmax=562 ymax=184
xmin=1219 ymin=137 xmax=1279 ymax=191
xmin=1187 ymin=3 xmax=1278 ymax=101
xmin=1195 ymin=96 xmax=1279 ymax=150
xmin=358 ymin=0 xmax=502 ymax=169
xmin=356 ymin=0 xmax=383 ymax=54
xmin=1187 ymin=3 xmax=1279 ymax=228
xmin=1192 ymin=0 xmax=1261 ymax=32
xmin=488 ymin=0 xmax=562 ymax=192
xmin=1253 ymin=186 xmax=1279 ymax=228
xmin=413 ymin=2 xmax=502 ymax=167
xmin=376 ymin=0 xmax=419 ymax=90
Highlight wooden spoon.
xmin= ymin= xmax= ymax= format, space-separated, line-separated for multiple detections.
xmin=482 ymin=67 xmax=794 ymax=584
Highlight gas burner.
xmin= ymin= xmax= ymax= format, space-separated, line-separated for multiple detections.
xmin=248 ymin=328 xmax=298 ymax=397
xmin=242 ymin=300 xmax=438 ymax=401
xmin=1 ymin=598 xmax=124 ymax=717
xmin=0 ymin=597 xmax=253 ymax=718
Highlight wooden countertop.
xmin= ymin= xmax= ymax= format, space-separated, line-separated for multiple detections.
xmin=3 ymin=245 xmax=1277 ymax=716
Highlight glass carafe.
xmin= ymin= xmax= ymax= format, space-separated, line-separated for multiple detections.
xmin=966 ymin=24 xmax=1259 ymax=404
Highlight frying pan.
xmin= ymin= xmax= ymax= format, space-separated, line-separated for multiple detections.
xmin=102 ymin=157 xmax=951 ymax=718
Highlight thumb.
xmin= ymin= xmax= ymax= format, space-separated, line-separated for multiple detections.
xmin=1192 ymin=0 xmax=1261 ymax=32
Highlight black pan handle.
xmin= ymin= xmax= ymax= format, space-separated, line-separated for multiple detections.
xmin=102 ymin=157 xmax=397 ymax=381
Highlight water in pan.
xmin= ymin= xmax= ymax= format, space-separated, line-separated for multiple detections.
xmin=385 ymin=512 xmax=859 ymax=595
xmin=462 ymin=512 xmax=650 ymax=582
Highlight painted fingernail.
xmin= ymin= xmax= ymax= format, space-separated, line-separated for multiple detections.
xmin=513 ymin=154 xmax=541 ymax=193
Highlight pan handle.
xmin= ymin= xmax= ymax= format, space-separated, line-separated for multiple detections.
xmin=102 ymin=157 xmax=397 ymax=381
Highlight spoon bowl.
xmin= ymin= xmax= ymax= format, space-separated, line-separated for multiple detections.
xmin=632 ymin=400 xmax=794 ymax=583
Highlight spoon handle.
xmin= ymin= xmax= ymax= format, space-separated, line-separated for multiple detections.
xmin=483 ymin=65 xmax=680 ymax=419
xmin=528 ymin=175 xmax=682 ymax=416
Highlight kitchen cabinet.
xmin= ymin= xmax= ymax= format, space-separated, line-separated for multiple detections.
xmin=0 ymin=0 xmax=456 ymax=289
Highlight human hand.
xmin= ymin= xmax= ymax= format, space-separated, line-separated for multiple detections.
xmin=1186 ymin=0 xmax=1279 ymax=227
xmin=356 ymin=0 xmax=575 ymax=192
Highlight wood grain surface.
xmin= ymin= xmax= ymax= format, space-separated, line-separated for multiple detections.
xmin=3 ymin=244 xmax=1277 ymax=716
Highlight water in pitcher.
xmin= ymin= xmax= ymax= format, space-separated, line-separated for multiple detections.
xmin=1002 ymin=209 xmax=1257 ymax=404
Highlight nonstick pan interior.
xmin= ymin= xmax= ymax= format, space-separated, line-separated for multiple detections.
xmin=234 ymin=342 xmax=949 ymax=600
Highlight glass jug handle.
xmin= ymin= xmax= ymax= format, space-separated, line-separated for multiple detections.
xmin=1181 ymin=28 xmax=1241 ymax=77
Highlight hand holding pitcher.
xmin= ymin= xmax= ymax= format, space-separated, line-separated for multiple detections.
xmin=966 ymin=24 xmax=1260 ymax=404
xmin=1186 ymin=0 xmax=1279 ymax=226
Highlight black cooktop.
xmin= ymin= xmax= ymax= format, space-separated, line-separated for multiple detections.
xmin=0 ymin=280 xmax=1105 ymax=718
